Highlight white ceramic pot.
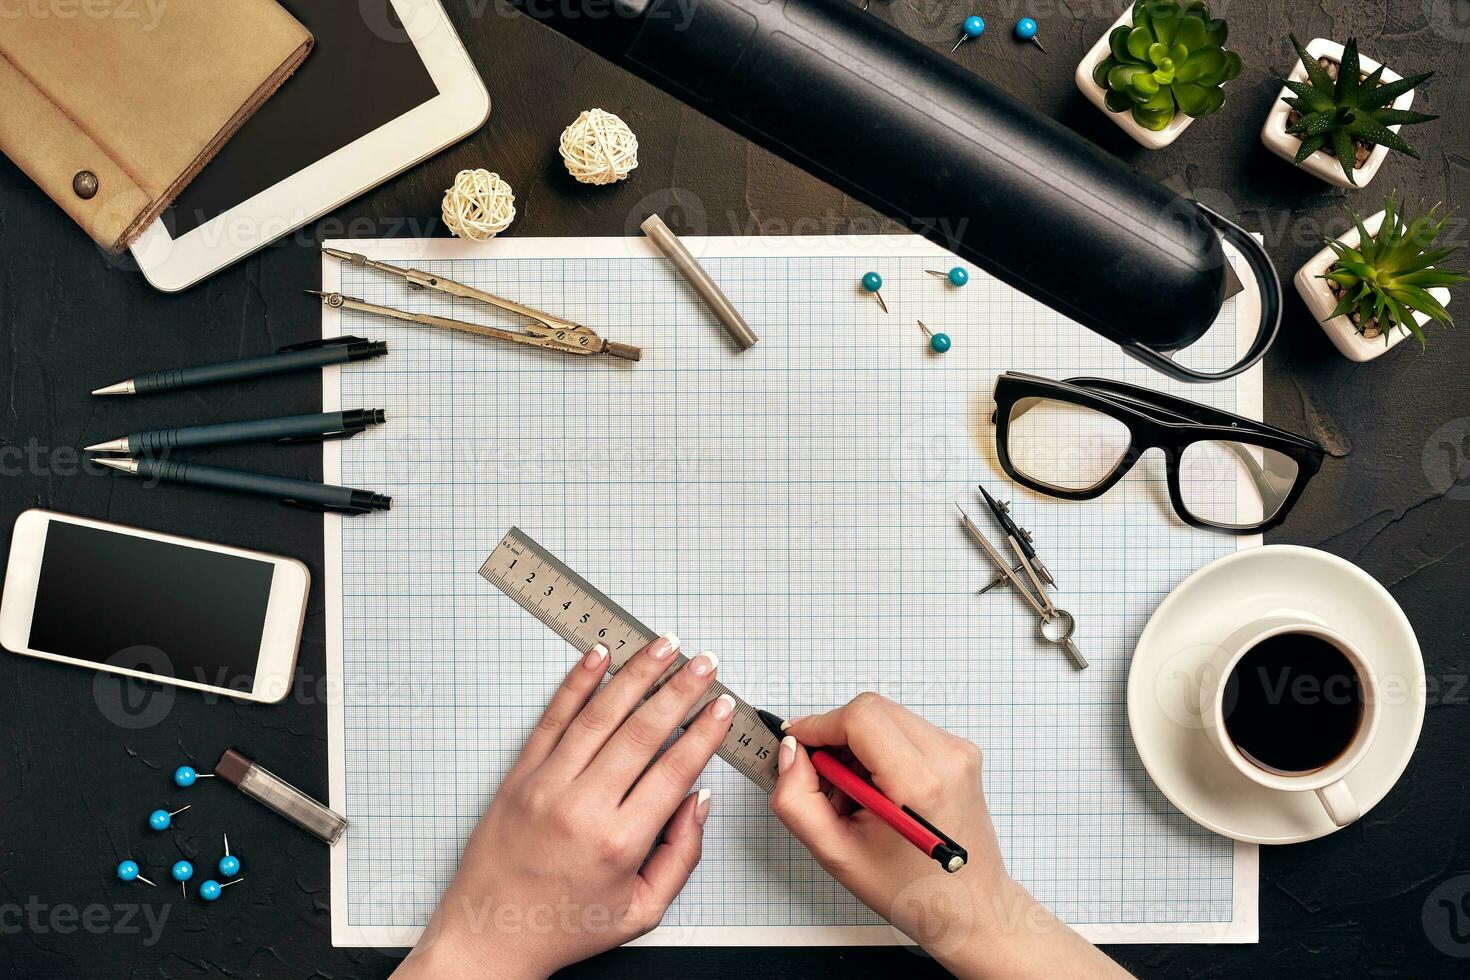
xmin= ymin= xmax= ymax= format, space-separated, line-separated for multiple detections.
xmin=1075 ymin=7 xmax=1193 ymax=149
xmin=1294 ymin=209 xmax=1452 ymax=361
xmin=1261 ymin=38 xmax=1415 ymax=190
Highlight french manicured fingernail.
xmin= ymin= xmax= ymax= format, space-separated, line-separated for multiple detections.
xmin=582 ymin=643 xmax=609 ymax=670
xmin=652 ymin=633 xmax=680 ymax=660
xmin=779 ymin=735 xmax=797 ymax=773
xmin=694 ymin=788 xmax=711 ymax=825
xmin=781 ymin=716 xmax=805 ymax=732
xmin=711 ymin=694 xmax=735 ymax=719
xmin=688 ymin=651 xmax=719 ymax=676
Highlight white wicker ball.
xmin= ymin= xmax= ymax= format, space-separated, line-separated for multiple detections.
xmin=558 ymin=109 xmax=639 ymax=185
xmin=441 ymin=169 xmax=516 ymax=241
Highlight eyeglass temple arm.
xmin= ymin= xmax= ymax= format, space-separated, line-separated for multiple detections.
xmin=1220 ymin=441 xmax=1292 ymax=514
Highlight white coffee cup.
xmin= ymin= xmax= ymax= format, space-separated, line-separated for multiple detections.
xmin=1198 ymin=614 xmax=1380 ymax=827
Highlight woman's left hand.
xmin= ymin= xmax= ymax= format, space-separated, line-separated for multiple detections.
xmin=394 ymin=634 xmax=732 ymax=980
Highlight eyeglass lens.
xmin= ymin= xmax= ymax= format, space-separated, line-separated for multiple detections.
xmin=1006 ymin=394 xmax=1301 ymax=529
xmin=1177 ymin=440 xmax=1299 ymax=528
xmin=1006 ymin=397 xmax=1130 ymax=492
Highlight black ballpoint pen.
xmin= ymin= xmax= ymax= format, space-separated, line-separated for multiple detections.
xmin=91 ymin=337 xmax=387 ymax=396
xmin=94 ymin=457 xmax=391 ymax=514
xmin=85 ymin=409 xmax=388 ymax=455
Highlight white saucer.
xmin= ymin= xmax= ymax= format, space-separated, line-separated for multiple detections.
xmin=1127 ymin=545 xmax=1424 ymax=844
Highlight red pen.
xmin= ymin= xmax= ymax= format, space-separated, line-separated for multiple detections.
xmin=758 ymin=709 xmax=968 ymax=873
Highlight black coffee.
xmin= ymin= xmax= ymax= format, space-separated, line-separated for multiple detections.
xmin=1222 ymin=632 xmax=1363 ymax=774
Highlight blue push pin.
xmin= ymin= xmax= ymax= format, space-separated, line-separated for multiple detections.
xmin=952 ymin=15 xmax=985 ymax=52
xmin=148 ymin=805 xmax=190 ymax=831
xmin=116 ymin=860 xmax=156 ymax=887
xmin=174 ymin=765 xmax=215 ymax=788
xmin=218 ymin=833 xmax=240 ymax=877
xmin=860 ymin=271 xmax=888 ymax=313
xmin=917 ymin=320 xmax=952 ymax=354
xmin=925 ymin=266 xmax=969 ymax=287
xmin=1015 ymin=17 xmax=1047 ymax=52
xmin=199 ymin=878 xmax=244 ymax=902
xmin=172 ymin=860 xmax=194 ymax=899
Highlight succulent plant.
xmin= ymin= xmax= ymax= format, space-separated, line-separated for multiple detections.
xmin=1321 ymin=196 xmax=1467 ymax=346
xmin=1279 ymin=35 xmax=1438 ymax=186
xmin=1093 ymin=0 xmax=1242 ymax=132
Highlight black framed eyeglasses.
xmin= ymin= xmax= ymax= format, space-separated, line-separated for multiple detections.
xmin=991 ymin=373 xmax=1324 ymax=534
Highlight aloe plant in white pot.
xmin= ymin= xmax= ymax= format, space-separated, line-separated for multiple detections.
xmin=1262 ymin=36 xmax=1438 ymax=189
xmin=1295 ymin=196 xmax=1467 ymax=361
xmin=1075 ymin=0 xmax=1241 ymax=149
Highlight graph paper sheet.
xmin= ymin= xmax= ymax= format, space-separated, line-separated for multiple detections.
xmin=324 ymin=235 xmax=1261 ymax=948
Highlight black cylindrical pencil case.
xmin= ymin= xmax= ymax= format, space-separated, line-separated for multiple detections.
xmin=514 ymin=0 xmax=1280 ymax=381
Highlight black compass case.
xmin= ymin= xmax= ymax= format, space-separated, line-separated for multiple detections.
xmin=511 ymin=0 xmax=1280 ymax=381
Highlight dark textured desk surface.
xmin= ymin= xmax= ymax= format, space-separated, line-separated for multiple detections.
xmin=2 ymin=3 xmax=1468 ymax=977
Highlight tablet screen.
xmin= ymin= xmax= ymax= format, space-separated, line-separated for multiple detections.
xmin=162 ymin=0 xmax=440 ymax=238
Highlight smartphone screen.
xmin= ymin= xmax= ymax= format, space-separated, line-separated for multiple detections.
xmin=26 ymin=522 xmax=276 ymax=692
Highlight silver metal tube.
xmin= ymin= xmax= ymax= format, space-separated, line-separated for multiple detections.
xmin=641 ymin=214 xmax=759 ymax=351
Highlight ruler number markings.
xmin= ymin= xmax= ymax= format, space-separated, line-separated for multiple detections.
xmin=480 ymin=529 xmax=780 ymax=792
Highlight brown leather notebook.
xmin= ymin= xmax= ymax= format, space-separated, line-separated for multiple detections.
xmin=0 ymin=0 xmax=312 ymax=253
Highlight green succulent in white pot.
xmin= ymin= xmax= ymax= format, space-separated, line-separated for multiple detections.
xmin=1295 ymin=196 xmax=1467 ymax=361
xmin=1262 ymin=36 xmax=1438 ymax=189
xmin=1075 ymin=0 xmax=1242 ymax=149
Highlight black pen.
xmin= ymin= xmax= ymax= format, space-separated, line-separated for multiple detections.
xmin=94 ymin=457 xmax=391 ymax=515
xmin=85 ymin=409 xmax=388 ymax=455
xmin=91 ymin=337 xmax=388 ymax=396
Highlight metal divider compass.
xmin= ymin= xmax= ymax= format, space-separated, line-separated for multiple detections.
xmin=313 ymin=247 xmax=642 ymax=361
xmin=957 ymin=485 xmax=1088 ymax=670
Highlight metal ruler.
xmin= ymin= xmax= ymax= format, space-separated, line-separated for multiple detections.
xmin=478 ymin=527 xmax=781 ymax=792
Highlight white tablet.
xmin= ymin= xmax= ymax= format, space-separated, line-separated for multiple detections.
xmin=130 ymin=0 xmax=489 ymax=292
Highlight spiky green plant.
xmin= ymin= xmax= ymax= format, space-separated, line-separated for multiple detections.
xmin=1320 ymin=196 xmax=1468 ymax=346
xmin=1092 ymin=0 xmax=1242 ymax=132
xmin=1279 ymin=35 xmax=1438 ymax=186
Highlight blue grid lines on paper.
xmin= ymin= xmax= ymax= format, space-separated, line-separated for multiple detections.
xmin=335 ymin=248 xmax=1240 ymax=930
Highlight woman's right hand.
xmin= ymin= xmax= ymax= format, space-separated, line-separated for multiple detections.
xmin=769 ymin=694 xmax=1129 ymax=979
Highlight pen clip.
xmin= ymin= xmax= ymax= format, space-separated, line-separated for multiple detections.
xmin=902 ymin=805 xmax=968 ymax=866
xmin=276 ymin=336 xmax=370 ymax=353
xmin=276 ymin=428 xmax=359 ymax=446
xmin=280 ymin=497 xmax=371 ymax=516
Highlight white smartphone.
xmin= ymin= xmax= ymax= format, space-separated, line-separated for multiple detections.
xmin=0 ymin=510 xmax=309 ymax=703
